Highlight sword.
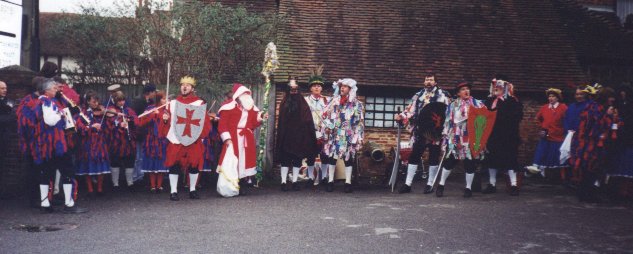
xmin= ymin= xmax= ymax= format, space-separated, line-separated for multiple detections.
xmin=388 ymin=107 xmax=402 ymax=192
xmin=430 ymin=147 xmax=447 ymax=188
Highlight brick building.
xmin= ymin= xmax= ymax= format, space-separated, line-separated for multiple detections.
xmin=260 ymin=0 xmax=633 ymax=176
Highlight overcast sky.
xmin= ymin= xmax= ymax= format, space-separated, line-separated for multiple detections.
xmin=40 ymin=0 xmax=171 ymax=14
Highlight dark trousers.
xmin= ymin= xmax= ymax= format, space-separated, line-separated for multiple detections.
xmin=38 ymin=153 xmax=75 ymax=185
xmin=409 ymin=139 xmax=441 ymax=166
xmin=443 ymin=155 xmax=477 ymax=174
xmin=281 ymin=152 xmax=303 ymax=168
xmin=323 ymin=156 xmax=353 ymax=167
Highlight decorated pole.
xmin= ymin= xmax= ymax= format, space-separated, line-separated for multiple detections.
xmin=255 ymin=42 xmax=279 ymax=185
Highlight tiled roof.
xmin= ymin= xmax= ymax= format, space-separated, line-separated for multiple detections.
xmin=275 ymin=0 xmax=589 ymax=92
xmin=554 ymin=0 xmax=633 ymax=65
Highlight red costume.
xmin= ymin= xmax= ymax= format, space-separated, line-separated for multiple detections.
xmin=536 ymin=103 xmax=568 ymax=142
xmin=160 ymin=95 xmax=211 ymax=170
xmin=217 ymin=84 xmax=263 ymax=179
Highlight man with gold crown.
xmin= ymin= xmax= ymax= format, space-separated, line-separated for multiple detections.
xmin=161 ymin=76 xmax=211 ymax=201
xmin=217 ymin=83 xmax=268 ymax=196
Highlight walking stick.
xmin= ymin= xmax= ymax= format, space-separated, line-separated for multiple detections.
xmin=255 ymin=42 xmax=279 ymax=186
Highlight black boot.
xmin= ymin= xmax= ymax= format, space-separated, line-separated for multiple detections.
xmin=292 ymin=182 xmax=300 ymax=191
xmin=398 ymin=184 xmax=412 ymax=194
xmin=509 ymin=186 xmax=519 ymax=196
xmin=281 ymin=182 xmax=288 ymax=192
xmin=463 ymin=188 xmax=472 ymax=198
xmin=326 ymin=182 xmax=334 ymax=192
xmin=189 ymin=190 xmax=200 ymax=199
xmin=423 ymin=185 xmax=434 ymax=194
xmin=436 ymin=185 xmax=445 ymax=197
xmin=482 ymin=184 xmax=497 ymax=194
xmin=344 ymin=183 xmax=353 ymax=193
xmin=40 ymin=206 xmax=54 ymax=214
xmin=63 ymin=205 xmax=89 ymax=214
xmin=170 ymin=193 xmax=179 ymax=201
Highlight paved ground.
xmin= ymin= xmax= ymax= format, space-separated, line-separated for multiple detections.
xmin=1 ymin=177 xmax=632 ymax=254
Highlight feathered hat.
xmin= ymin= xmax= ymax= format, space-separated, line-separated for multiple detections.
xmin=308 ymin=65 xmax=325 ymax=87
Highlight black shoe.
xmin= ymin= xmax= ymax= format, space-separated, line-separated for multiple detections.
xmin=482 ymin=184 xmax=497 ymax=194
xmin=305 ymin=179 xmax=314 ymax=188
xmin=40 ymin=206 xmax=54 ymax=213
xmin=326 ymin=182 xmax=334 ymax=192
xmin=170 ymin=193 xmax=179 ymax=201
xmin=436 ymin=185 xmax=445 ymax=197
xmin=398 ymin=184 xmax=412 ymax=194
xmin=423 ymin=185 xmax=434 ymax=194
xmin=189 ymin=191 xmax=200 ymax=199
xmin=128 ymin=184 xmax=135 ymax=192
xmin=510 ymin=186 xmax=519 ymax=196
xmin=239 ymin=185 xmax=248 ymax=196
xmin=96 ymin=191 xmax=105 ymax=197
xmin=344 ymin=183 xmax=353 ymax=193
xmin=63 ymin=205 xmax=88 ymax=214
xmin=281 ymin=183 xmax=288 ymax=192
xmin=156 ymin=187 xmax=164 ymax=194
xmin=463 ymin=188 xmax=472 ymax=198
xmin=292 ymin=182 xmax=300 ymax=191
xmin=112 ymin=186 xmax=121 ymax=193
xmin=87 ymin=192 xmax=97 ymax=200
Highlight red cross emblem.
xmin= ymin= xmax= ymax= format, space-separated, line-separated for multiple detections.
xmin=176 ymin=108 xmax=201 ymax=137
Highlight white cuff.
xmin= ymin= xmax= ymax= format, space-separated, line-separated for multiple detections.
xmin=220 ymin=132 xmax=231 ymax=142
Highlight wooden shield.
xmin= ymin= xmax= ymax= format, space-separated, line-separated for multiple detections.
xmin=467 ymin=106 xmax=497 ymax=158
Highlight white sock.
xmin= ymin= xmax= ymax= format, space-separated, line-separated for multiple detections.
xmin=111 ymin=167 xmax=120 ymax=187
xmin=125 ymin=168 xmax=134 ymax=186
xmin=540 ymin=168 xmax=546 ymax=177
xmin=508 ymin=169 xmax=518 ymax=186
xmin=169 ymin=174 xmax=179 ymax=194
xmin=345 ymin=166 xmax=352 ymax=184
xmin=189 ymin=173 xmax=198 ymax=192
xmin=439 ymin=168 xmax=451 ymax=186
xmin=307 ymin=166 xmax=315 ymax=180
xmin=280 ymin=167 xmax=289 ymax=184
xmin=427 ymin=166 xmax=439 ymax=186
xmin=63 ymin=183 xmax=74 ymax=207
xmin=488 ymin=168 xmax=498 ymax=187
xmin=40 ymin=184 xmax=50 ymax=207
xmin=405 ymin=164 xmax=417 ymax=186
xmin=54 ymin=170 xmax=61 ymax=194
xmin=465 ymin=173 xmax=474 ymax=190
xmin=292 ymin=167 xmax=300 ymax=183
xmin=328 ymin=164 xmax=336 ymax=183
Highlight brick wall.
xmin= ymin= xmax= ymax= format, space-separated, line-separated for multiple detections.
xmin=0 ymin=67 xmax=36 ymax=198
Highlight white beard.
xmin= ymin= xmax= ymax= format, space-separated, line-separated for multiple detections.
xmin=239 ymin=94 xmax=254 ymax=111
